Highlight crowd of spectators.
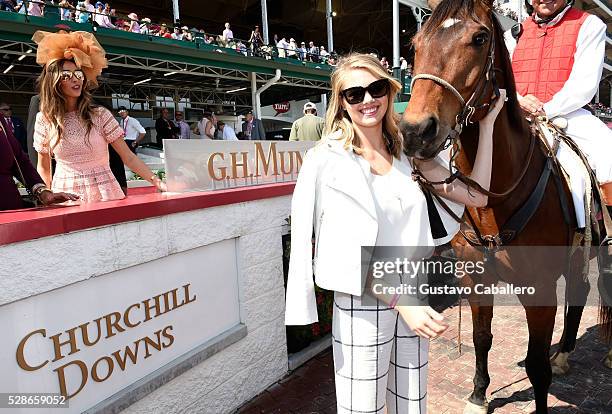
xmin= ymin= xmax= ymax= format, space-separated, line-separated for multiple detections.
xmin=0 ymin=1 xmax=337 ymax=65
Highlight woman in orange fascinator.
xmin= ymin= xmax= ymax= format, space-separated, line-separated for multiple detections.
xmin=32 ymin=30 xmax=165 ymax=203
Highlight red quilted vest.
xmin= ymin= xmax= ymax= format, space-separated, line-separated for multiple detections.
xmin=512 ymin=8 xmax=589 ymax=103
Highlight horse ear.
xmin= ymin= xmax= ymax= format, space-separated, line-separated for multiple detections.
xmin=427 ymin=0 xmax=442 ymax=10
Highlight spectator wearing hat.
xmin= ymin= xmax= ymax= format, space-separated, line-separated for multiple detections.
xmin=289 ymin=102 xmax=324 ymax=142
xmin=287 ymin=38 xmax=298 ymax=59
xmin=181 ymin=26 xmax=192 ymax=42
xmin=127 ymin=12 xmax=140 ymax=33
xmin=319 ymin=46 xmax=330 ymax=64
xmin=141 ymin=18 xmax=152 ymax=35
xmin=118 ymin=107 xmax=146 ymax=152
xmin=297 ymin=42 xmax=307 ymax=61
xmin=94 ymin=1 xmax=115 ymax=29
xmin=241 ymin=111 xmax=266 ymax=140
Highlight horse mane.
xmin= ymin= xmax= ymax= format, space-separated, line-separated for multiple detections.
xmin=491 ymin=14 xmax=525 ymax=132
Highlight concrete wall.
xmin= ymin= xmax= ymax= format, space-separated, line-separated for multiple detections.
xmin=0 ymin=195 xmax=292 ymax=413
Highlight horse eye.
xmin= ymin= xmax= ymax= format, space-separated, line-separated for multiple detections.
xmin=473 ymin=32 xmax=488 ymax=46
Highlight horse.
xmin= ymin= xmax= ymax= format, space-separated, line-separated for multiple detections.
xmin=399 ymin=0 xmax=612 ymax=413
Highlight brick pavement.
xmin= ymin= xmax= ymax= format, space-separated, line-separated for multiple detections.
xmin=238 ymin=304 xmax=611 ymax=413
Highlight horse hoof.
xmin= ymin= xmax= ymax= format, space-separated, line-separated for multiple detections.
xmin=605 ymin=351 xmax=612 ymax=369
xmin=550 ymin=352 xmax=570 ymax=375
xmin=463 ymin=400 xmax=488 ymax=414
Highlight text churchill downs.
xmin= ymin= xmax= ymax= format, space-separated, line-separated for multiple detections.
xmin=15 ymin=284 xmax=197 ymax=399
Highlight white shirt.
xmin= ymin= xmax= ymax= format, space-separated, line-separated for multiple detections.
xmin=505 ymin=8 xmax=606 ymax=118
xmin=94 ymin=10 xmax=114 ymax=28
xmin=221 ymin=125 xmax=238 ymax=140
xmin=121 ymin=116 xmax=145 ymax=140
xmin=368 ymin=158 xmax=433 ymax=247
xmin=197 ymin=118 xmax=215 ymax=139
xmin=277 ymin=39 xmax=289 ymax=57
xmin=223 ymin=28 xmax=233 ymax=40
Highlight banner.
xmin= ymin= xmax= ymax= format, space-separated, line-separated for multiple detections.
xmin=164 ymin=140 xmax=315 ymax=192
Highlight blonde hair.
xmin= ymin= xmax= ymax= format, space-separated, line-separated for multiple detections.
xmin=38 ymin=59 xmax=95 ymax=151
xmin=323 ymin=53 xmax=403 ymax=158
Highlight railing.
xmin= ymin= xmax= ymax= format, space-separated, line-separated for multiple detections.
xmin=0 ymin=2 xmax=336 ymax=67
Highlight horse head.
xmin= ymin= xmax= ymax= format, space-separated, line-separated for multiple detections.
xmin=401 ymin=0 xmax=503 ymax=159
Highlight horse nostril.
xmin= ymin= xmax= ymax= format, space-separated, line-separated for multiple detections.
xmin=421 ymin=117 xmax=438 ymax=142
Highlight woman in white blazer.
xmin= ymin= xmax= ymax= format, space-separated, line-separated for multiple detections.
xmin=285 ymin=53 xmax=505 ymax=413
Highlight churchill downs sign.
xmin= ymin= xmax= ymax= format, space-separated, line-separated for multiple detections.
xmin=0 ymin=240 xmax=241 ymax=412
xmin=164 ymin=140 xmax=315 ymax=192
xmin=16 ymin=284 xmax=196 ymax=399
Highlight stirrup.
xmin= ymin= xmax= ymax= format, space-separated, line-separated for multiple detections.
xmin=599 ymin=236 xmax=612 ymax=306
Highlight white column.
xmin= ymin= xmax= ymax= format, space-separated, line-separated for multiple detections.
xmin=393 ymin=0 xmax=400 ymax=68
xmin=172 ymin=0 xmax=180 ymax=24
xmin=326 ymin=0 xmax=334 ymax=52
xmin=261 ymin=0 xmax=269 ymax=45
xmin=251 ymin=72 xmax=258 ymax=117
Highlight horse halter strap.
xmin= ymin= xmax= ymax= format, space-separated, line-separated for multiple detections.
xmin=410 ymin=27 xmax=498 ymax=138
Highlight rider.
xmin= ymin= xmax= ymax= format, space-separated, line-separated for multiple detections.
xmin=505 ymin=0 xmax=612 ymax=207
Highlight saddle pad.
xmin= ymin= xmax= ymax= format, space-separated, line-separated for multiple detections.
xmin=540 ymin=122 xmax=590 ymax=228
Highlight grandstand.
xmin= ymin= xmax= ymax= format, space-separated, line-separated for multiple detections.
xmin=0 ymin=3 xmax=333 ymax=147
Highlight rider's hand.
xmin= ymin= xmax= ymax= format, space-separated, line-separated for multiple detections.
xmin=396 ymin=305 xmax=448 ymax=339
xmin=481 ymin=89 xmax=507 ymax=127
xmin=518 ymin=94 xmax=544 ymax=115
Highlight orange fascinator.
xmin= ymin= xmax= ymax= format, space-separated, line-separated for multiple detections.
xmin=32 ymin=30 xmax=108 ymax=87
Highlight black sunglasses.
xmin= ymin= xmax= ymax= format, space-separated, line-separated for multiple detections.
xmin=341 ymin=79 xmax=390 ymax=105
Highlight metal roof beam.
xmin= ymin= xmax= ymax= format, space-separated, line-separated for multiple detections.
xmin=591 ymin=0 xmax=612 ymax=18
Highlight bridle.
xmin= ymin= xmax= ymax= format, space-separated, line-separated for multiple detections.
xmin=410 ymin=20 xmax=499 ymax=157
xmin=409 ymin=15 xmax=536 ymax=201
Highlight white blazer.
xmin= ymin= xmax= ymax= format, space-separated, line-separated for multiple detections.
xmin=284 ymin=136 xmax=463 ymax=325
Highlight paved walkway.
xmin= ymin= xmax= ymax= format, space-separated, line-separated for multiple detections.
xmin=238 ymin=304 xmax=611 ymax=413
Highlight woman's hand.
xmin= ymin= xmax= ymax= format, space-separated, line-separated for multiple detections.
xmin=39 ymin=190 xmax=79 ymax=205
xmin=152 ymin=176 xmax=167 ymax=192
xmin=396 ymin=305 xmax=448 ymax=339
xmin=481 ymin=89 xmax=507 ymax=127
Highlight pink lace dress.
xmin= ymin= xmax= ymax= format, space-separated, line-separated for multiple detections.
xmin=34 ymin=107 xmax=126 ymax=203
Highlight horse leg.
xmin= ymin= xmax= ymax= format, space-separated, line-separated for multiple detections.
xmin=550 ymin=305 xmax=584 ymax=375
xmin=524 ymin=306 xmax=556 ymax=414
xmin=464 ymin=304 xmax=493 ymax=414
xmin=551 ymin=263 xmax=590 ymax=374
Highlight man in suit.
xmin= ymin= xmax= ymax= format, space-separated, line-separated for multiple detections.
xmin=155 ymin=108 xmax=177 ymax=147
xmin=241 ymin=111 xmax=266 ymax=140
xmin=0 ymin=102 xmax=27 ymax=153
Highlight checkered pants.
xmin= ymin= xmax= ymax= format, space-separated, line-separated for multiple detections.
xmin=332 ymin=292 xmax=429 ymax=413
